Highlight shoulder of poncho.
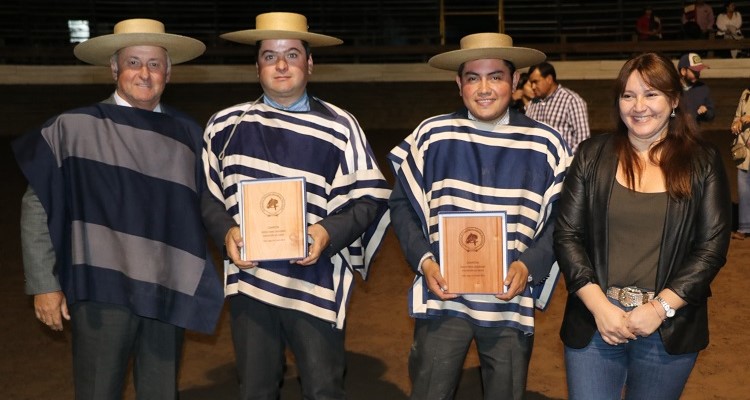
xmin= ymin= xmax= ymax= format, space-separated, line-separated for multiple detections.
xmin=415 ymin=111 xmax=562 ymax=140
xmin=42 ymin=103 xmax=105 ymax=126
xmin=413 ymin=112 xmax=461 ymax=132
xmin=161 ymin=104 xmax=202 ymax=129
xmin=310 ymin=97 xmax=356 ymax=121
xmin=206 ymin=101 xmax=258 ymax=125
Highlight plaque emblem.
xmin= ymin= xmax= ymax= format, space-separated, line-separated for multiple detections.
xmin=459 ymin=227 xmax=485 ymax=252
xmin=260 ymin=192 xmax=285 ymax=216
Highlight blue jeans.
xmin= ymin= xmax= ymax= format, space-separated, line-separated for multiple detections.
xmin=564 ymin=299 xmax=698 ymax=400
xmin=738 ymin=168 xmax=750 ymax=233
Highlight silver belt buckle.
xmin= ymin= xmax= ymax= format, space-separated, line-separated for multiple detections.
xmin=618 ymin=286 xmax=646 ymax=307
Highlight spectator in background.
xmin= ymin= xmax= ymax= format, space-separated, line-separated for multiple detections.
xmin=683 ymin=0 xmax=716 ymax=39
xmin=636 ymin=6 xmax=663 ymax=40
xmin=716 ymin=1 xmax=744 ymax=58
xmin=731 ymin=87 xmax=750 ymax=240
xmin=678 ymin=53 xmax=715 ymax=123
xmin=511 ymin=72 xmax=534 ymax=113
xmin=526 ymin=61 xmax=591 ymax=153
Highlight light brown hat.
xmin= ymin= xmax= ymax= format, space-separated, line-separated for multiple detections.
xmin=73 ymin=18 xmax=206 ymax=66
xmin=220 ymin=12 xmax=343 ymax=47
xmin=428 ymin=33 xmax=545 ymax=71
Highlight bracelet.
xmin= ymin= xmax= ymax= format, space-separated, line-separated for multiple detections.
xmin=649 ymin=301 xmax=665 ymax=321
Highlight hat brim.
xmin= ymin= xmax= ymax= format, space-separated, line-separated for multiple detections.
xmin=220 ymin=29 xmax=343 ymax=47
xmin=689 ymin=65 xmax=708 ymax=72
xmin=73 ymin=33 xmax=206 ymax=65
xmin=428 ymin=47 xmax=546 ymax=71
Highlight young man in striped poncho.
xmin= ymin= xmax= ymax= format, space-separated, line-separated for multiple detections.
xmin=388 ymin=33 xmax=572 ymax=400
xmin=202 ymin=12 xmax=391 ymax=400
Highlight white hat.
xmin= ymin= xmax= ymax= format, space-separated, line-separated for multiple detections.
xmin=220 ymin=12 xmax=343 ymax=47
xmin=428 ymin=33 xmax=545 ymax=71
xmin=73 ymin=18 xmax=206 ymax=66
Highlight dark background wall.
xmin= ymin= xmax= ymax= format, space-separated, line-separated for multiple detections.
xmin=2 ymin=78 xmax=745 ymax=140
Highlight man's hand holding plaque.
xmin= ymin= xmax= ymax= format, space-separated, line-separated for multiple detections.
xmin=293 ymin=223 xmax=330 ymax=266
xmin=421 ymin=258 xmax=459 ymax=301
xmin=225 ymin=226 xmax=258 ymax=269
xmin=496 ymin=260 xmax=529 ymax=300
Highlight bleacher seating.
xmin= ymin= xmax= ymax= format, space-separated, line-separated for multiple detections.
xmin=0 ymin=0 xmax=749 ymax=64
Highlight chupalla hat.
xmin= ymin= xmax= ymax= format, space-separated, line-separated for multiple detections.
xmin=73 ymin=18 xmax=206 ymax=65
xmin=220 ymin=12 xmax=343 ymax=47
xmin=428 ymin=33 xmax=545 ymax=71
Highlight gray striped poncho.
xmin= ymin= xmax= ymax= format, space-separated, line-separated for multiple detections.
xmin=13 ymin=103 xmax=224 ymax=333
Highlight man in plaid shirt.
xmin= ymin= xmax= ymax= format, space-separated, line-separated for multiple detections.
xmin=527 ymin=61 xmax=590 ymax=153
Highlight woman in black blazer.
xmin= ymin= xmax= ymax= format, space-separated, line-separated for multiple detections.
xmin=554 ymin=52 xmax=731 ymax=400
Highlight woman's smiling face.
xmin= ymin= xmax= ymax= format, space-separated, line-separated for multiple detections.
xmin=619 ymin=71 xmax=677 ymax=144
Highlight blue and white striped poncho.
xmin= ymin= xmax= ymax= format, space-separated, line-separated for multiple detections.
xmin=388 ymin=110 xmax=571 ymax=334
xmin=203 ymin=98 xmax=391 ymax=329
xmin=13 ymin=104 xmax=224 ymax=334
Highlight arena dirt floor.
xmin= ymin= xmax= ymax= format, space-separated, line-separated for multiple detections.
xmin=1 ymin=85 xmax=749 ymax=399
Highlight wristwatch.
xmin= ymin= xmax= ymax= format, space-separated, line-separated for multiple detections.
xmin=655 ymin=296 xmax=675 ymax=318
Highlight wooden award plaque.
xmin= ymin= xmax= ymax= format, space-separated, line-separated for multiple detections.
xmin=438 ymin=211 xmax=508 ymax=294
xmin=238 ymin=177 xmax=307 ymax=261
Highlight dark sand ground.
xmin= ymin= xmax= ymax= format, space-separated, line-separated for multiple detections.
xmin=1 ymin=83 xmax=748 ymax=399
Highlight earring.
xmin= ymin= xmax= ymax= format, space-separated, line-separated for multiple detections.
xmin=670 ymin=108 xmax=676 ymax=118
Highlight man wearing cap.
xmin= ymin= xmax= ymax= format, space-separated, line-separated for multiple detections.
xmin=388 ymin=33 xmax=571 ymax=399
xmin=203 ymin=12 xmax=390 ymax=399
xmin=13 ymin=19 xmax=225 ymax=399
xmin=678 ymin=52 xmax=715 ymax=123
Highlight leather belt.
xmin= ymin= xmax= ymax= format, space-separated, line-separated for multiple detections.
xmin=606 ymin=286 xmax=655 ymax=307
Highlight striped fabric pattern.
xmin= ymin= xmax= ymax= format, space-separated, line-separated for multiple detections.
xmin=12 ymin=104 xmax=224 ymax=333
xmin=388 ymin=110 xmax=571 ymax=334
xmin=525 ymin=84 xmax=590 ymax=153
xmin=203 ymin=99 xmax=390 ymax=329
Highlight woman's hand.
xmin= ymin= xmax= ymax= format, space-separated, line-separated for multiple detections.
xmin=733 ymin=116 xmax=750 ymax=134
xmin=626 ymin=301 xmax=663 ymax=337
xmin=591 ymin=302 xmax=638 ymax=345
xmin=576 ymin=283 xmax=637 ymax=346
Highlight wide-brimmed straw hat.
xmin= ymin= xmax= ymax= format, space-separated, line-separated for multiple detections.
xmin=220 ymin=12 xmax=343 ymax=47
xmin=73 ymin=18 xmax=206 ymax=66
xmin=429 ymin=33 xmax=545 ymax=71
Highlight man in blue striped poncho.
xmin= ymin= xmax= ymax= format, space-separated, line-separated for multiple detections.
xmin=13 ymin=19 xmax=226 ymax=399
xmin=203 ymin=12 xmax=391 ymax=400
xmin=388 ymin=33 xmax=572 ymax=400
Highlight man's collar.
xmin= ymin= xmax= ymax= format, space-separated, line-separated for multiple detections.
xmin=262 ymin=92 xmax=310 ymax=112
xmin=467 ymin=108 xmax=510 ymax=126
xmin=113 ymin=91 xmax=162 ymax=113
xmin=542 ymin=84 xmax=561 ymax=101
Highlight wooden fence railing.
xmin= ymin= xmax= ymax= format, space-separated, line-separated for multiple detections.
xmin=2 ymin=37 xmax=750 ymax=65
